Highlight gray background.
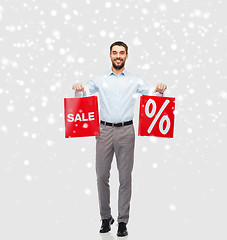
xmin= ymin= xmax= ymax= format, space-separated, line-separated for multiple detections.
xmin=0 ymin=0 xmax=226 ymax=239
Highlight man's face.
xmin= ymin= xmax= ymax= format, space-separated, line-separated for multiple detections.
xmin=110 ymin=45 xmax=128 ymax=70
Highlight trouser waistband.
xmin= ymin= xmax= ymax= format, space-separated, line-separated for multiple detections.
xmin=100 ymin=120 xmax=133 ymax=127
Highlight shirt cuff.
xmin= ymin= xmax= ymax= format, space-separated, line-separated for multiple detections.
xmin=73 ymin=86 xmax=89 ymax=98
xmin=152 ymin=91 xmax=165 ymax=97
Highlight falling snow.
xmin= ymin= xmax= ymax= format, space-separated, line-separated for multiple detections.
xmin=0 ymin=0 xmax=226 ymax=239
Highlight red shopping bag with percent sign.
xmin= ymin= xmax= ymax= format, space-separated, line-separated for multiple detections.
xmin=64 ymin=96 xmax=100 ymax=138
xmin=138 ymin=96 xmax=175 ymax=138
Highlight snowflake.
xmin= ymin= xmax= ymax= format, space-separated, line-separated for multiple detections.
xmin=24 ymin=160 xmax=30 ymax=166
xmin=159 ymin=4 xmax=167 ymax=12
xmin=25 ymin=174 xmax=32 ymax=182
xmin=133 ymin=37 xmax=141 ymax=46
xmin=100 ymin=30 xmax=106 ymax=37
xmin=152 ymin=163 xmax=158 ymax=168
xmin=46 ymin=139 xmax=54 ymax=146
xmin=108 ymin=32 xmax=115 ymax=38
xmin=1 ymin=125 xmax=8 ymax=133
xmin=30 ymin=106 xmax=36 ymax=112
xmin=105 ymin=2 xmax=112 ymax=8
xmin=86 ymin=162 xmax=92 ymax=168
xmin=84 ymin=188 xmax=92 ymax=195
xmin=169 ymin=204 xmax=176 ymax=211
xmin=78 ymin=57 xmax=85 ymax=63
xmin=50 ymin=10 xmax=57 ymax=16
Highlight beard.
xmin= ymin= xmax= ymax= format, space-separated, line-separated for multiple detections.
xmin=112 ymin=59 xmax=125 ymax=70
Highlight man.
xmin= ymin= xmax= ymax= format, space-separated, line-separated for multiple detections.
xmin=72 ymin=41 xmax=167 ymax=237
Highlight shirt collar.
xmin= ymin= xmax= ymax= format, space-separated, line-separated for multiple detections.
xmin=109 ymin=68 xmax=126 ymax=76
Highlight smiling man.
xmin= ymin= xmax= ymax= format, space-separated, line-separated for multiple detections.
xmin=72 ymin=41 xmax=167 ymax=237
xmin=111 ymin=46 xmax=127 ymax=70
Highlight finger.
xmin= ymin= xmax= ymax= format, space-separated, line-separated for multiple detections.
xmin=160 ymin=83 xmax=164 ymax=91
xmin=74 ymin=85 xmax=78 ymax=91
xmin=158 ymin=83 xmax=162 ymax=90
xmin=155 ymin=84 xmax=159 ymax=92
xmin=79 ymin=84 xmax=84 ymax=91
xmin=74 ymin=84 xmax=82 ymax=92
xmin=82 ymin=86 xmax=85 ymax=94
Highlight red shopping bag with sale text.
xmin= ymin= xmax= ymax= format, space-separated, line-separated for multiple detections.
xmin=138 ymin=96 xmax=175 ymax=138
xmin=64 ymin=96 xmax=100 ymax=138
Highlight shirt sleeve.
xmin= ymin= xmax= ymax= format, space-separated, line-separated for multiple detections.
xmin=136 ymin=78 xmax=151 ymax=95
xmin=137 ymin=78 xmax=165 ymax=97
xmin=74 ymin=79 xmax=98 ymax=98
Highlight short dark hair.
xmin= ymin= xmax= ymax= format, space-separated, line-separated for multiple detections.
xmin=110 ymin=41 xmax=128 ymax=54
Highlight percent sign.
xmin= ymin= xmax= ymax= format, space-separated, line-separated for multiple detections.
xmin=145 ymin=99 xmax=170 ymax=135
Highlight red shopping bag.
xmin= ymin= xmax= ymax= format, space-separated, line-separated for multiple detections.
xmin=138 ymin=96 xmax=175 ymax=138
xmin=64 ymin=96 xmax=100 ymax=138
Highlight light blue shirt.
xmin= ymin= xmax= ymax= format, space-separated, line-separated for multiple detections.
xmin=74 ymin=69 xmax=164 ymax=123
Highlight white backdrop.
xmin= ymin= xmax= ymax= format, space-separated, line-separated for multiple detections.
xmin=0 ymin=0 xmax=226 ymax=239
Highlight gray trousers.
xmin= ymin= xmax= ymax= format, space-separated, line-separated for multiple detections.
xmin=95 ymin=123 xmax=135 ymax=224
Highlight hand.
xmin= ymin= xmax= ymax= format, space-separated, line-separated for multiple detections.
xmin=154 ymin=83 xmax=167 ymax=94
xmin=72 ymin=83 xmax=86 ymax=94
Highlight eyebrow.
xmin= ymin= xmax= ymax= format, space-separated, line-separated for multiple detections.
xmin=112 ymin=51 xmax=126 ymax=53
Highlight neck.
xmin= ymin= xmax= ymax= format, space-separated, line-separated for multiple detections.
xmin=112 ymin=66 xmax=125 ymax=76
